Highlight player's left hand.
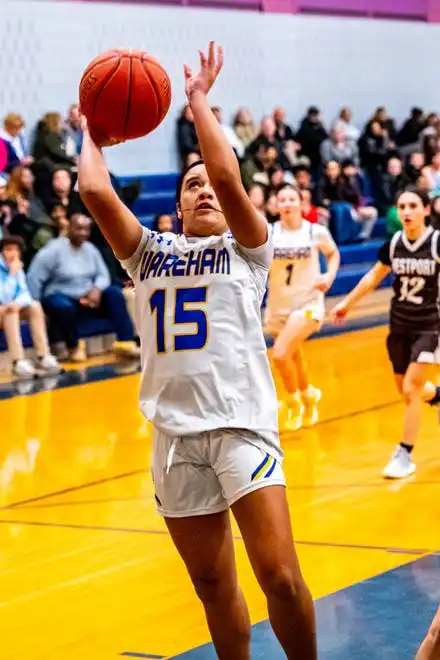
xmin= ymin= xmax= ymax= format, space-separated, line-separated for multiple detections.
xmin=184 ymin=41 xmax=223 ymax=100
xmin=79 ymin=113 xmax=125 ymax=149
xmin=314 ymin=274 xmax=333 ymax=293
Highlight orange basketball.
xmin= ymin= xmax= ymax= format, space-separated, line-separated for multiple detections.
xmin=79 ymin=48 xmax=171 ymax=144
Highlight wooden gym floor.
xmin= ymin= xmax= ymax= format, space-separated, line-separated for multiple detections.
xmin=0 ymin=324 xmax=439 ymax=659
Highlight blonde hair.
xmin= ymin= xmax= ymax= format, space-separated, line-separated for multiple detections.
xmin=42 ymin=112 xmax=62 ymax=133
xmin=4 ymin=113 xmax=24 ymax=132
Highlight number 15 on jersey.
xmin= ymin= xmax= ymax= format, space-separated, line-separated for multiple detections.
xmin=150 ymin=286 xmax=209 ymax=353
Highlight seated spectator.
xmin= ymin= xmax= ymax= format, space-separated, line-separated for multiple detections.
xmin=422 ymin=151 xmax=440 ymax=196
xmin=6 ymin=165 xmax=49 ymax=221
xmin=366 ymin=107 xmax=397 ymax=144
xmin=247 ymin=116 xmax=279 ymax=155
xmin=248 ymin=185 xmax=266 ymax=213
xmin=422 ymin=134 xmax=440 ymax=166
xmin=152 ymin=213 xmax=174 ymax=233
xmin=294 ymin=166 xmax=318 ymax=204
xmin=177 ymin=105 xmax=200 ymax=169
xmin=416 ymin=173 xmax=432 ymax=194
xmin=268 ymin=166 xmax=286 ymax=195
xmin=405 ymin=151 xmax=425 ymax=184
xmin=301 ymin=188 xmax=319 ymax=224
xmin=240 ymin=144 xmax=278 ymax=190
xmin=419 ymin=113 xmax=439 ymax=148
xmin=430 ymin=196 xmax=440 ymax=230
xmin=233 ymin=107 xmax=258 ymax=149
xmin=333 ymin=107 xmax=360 ymax=145
xmin=340 ymin=160 xmax=378 ymax=239
xmin=273 ymin=107 xmax=296 ymax=143
xmin=41 ymin=167 xmax=84 ymax=216
xmin=396 ymin=107 xmax=426 ymax=156
xmin=0 ymin=113 xmax=33 ymax=174
xmin=320 ymin=126 xmax=359 ymax=166
xmin=0 ymin=236 xmax=61 ymax=378
xmin=265 ymin=193 xmax=279 ymax=224
xmin=295 ymin=106 xmax=328 ymax=175
xmin=358 ymin=120 xmax=392 ymax=197
xmin=211 ymin=107 xmax=244 ymax=159
xmin=65 ymin=104 xmax=83 ymax=156
xmin=27 ymin=215 xmax=138 ymax=362
xmin=32 ymin=112 xmax=77 ymax=171
xmin=377 ymin=157 xmax=408 ymax=215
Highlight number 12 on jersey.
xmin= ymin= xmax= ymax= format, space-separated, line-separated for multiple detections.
xmin=150 ymin=287 xmax=208 ymax=353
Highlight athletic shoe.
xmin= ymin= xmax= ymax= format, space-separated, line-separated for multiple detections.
xmin=37 ymin=354 xmax=63 ymax=375
xmin=281 ymin=392 xmax=304 ymax=431
xmin=383 ymin=445 xmax=416 ymax=479
xmin=112 ymin=340 xmax=140 ymax=358
xmin=301 ymin=385 xmax=322 ymax=427
xmin=69 ymin=340 xmax=87 ymax=363
xmin=13 ymin=359 xmax=37 ymax=379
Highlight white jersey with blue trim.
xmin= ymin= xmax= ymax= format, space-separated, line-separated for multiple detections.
xmin=266 ymin=220 xmax=334 ymax=317
xmin=122 ymin=227 xmax=279 ymax=453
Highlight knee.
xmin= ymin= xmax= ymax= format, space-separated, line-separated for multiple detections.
xmin=402 ymin=377 xmax=425 ymax=404
xmin=259 ymin=564 xmax=302 ymax=603
xmin=103 ymin=285 xmax=124 ymax=301
xmin=43 ymin=295 xmax=74 ymax=313
xmin=192 ymin=570 xmax=236 ymax=605
xmin=272 ymin=343 xmax=293 ymax=365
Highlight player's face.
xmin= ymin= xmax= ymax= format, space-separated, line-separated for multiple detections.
xmin=277 ymin=187 xmax=302 ymax=226
xmin=397 ymin=192 xmax=429 ymax=234
xmin=179 ymin=164 xmax=227 ymax=237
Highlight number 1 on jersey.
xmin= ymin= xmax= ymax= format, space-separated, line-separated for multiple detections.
xmin=285 ymin=263 xmax=294 ymax=285
xmin=150 ymin=287 xmax=208 ymax=353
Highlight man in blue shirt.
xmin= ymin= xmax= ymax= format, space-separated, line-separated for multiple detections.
xmin=28 ymin=214 xmax=138 ymax=361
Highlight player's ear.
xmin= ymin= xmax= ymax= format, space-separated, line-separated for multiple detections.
xmin=176 ymin=203 xmax=182 ymax=221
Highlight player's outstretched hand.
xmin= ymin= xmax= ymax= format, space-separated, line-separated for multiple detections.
xmin=184 ymin=41 xmax=223 ymax=100
xmin=314 ymin=273 xmax=333 ymax=293
xmin=331 ymin=300 xmax=349 ymax=324
xmin=79 ymin=113 xmax=125 ymax=149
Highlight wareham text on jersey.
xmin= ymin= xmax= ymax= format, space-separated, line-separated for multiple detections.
xmin=392 ymin=257 xmax=437 ymax=276
xmin=139 ymin=247 xmax=231 ymax=281
xmin=274 ymin=246 xmax=312 ymax=260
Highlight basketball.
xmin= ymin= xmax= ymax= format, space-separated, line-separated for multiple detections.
xmin=79 ymin=48 xmax=171 ymax=144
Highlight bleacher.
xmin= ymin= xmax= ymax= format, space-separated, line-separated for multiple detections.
xmin=0 ymin=172 xmax=391 ymax=358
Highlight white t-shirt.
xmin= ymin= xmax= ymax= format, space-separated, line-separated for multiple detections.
xmin=266 ymin=220 xmax=335 ymax=318
xmin=122 ymin=227 xmax=280 ymax=454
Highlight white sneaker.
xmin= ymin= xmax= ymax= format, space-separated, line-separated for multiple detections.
xmin=383 ymin=445 xmax=416 ymax=479
xmin=37 ymin=354 xmax=63 ymax=375
xmin=13 ymin=359 xmax=37 ymax=380
xmin=301 ymin=385 xmax=322 ymax=428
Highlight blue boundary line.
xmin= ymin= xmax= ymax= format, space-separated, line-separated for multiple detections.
xmin=121 ymin=654 xmax=166 ymax=659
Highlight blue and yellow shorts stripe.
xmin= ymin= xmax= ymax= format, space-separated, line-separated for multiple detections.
xmin=251 ymin=452 xmax=277 ymax=481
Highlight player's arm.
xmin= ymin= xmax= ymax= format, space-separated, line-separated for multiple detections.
xmin=331 ymin=261 xmax=391 ymax=323
xmin=77 ymin=123 xmax=143 ymax=260
xmin=185 ymin=42 xmax=267 ymax=249
xmin=315 ymin=228 xmax=340 ymax=292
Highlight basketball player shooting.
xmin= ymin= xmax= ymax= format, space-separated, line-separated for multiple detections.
xmin=78 ymin=42 xmax=317 ymax=660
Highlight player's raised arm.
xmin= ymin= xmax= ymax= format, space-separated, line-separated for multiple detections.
xmin=185 ymin=42 xmax=268 ymax=249
xmin=77 ymin=122 xmax=143 ymax=260
xmin=331 ymin=261 xmax=391 ymax=323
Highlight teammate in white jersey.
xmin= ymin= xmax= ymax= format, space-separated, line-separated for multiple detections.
xmin=78 ymin=43 xmax=316 ymax=660
xmin=265 ymin=185 xmax=340 ymax=430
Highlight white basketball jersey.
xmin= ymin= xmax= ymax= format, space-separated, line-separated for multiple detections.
xmin=266 ymin=220 xmax=333 ymax=318
xmin=122 ymin=227 xmax=279 ymax=454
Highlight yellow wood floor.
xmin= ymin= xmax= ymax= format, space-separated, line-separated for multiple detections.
xmin=0 ymin=326 xmax=439 ymax=660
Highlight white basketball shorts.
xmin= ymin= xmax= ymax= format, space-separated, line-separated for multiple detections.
xmin=151 ymin=428 xmax=285 ymax=518
xmin=265 ymin=299 xmax=325 ymax=337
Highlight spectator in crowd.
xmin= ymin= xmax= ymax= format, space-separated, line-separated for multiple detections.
xmin=268 ymin=166 xmax=287 ymax=195
xmin=358 ymin=120 xmax=392 ymax=197
xmin=152 ymin=213 xmax=174 ymax=233
xmin=294 ymin=166 xmax=318 ymax=204
xmin=332 ymin=107 xmax=360 ymax=145
xmin=366 ymin=107 xmax=397 ymax=144
xmin=32 ymin=112 xmax=77 ymax=171
xmin=416 ymin=173 xmax=432 ymax=194
xmin=296 ymin=106 xmax=328 ymax=175
xmin=65 ymin=104 xmax=83 ymax=156
xmin=419 ymin=112 xmax=439 ymax=148
xmin=0 ymin=113 xmax=33 ymax=173
xmin=273 ymin=107 xmax=295 ymax=144
xmin=301 ymin=188 xmax=319 ymax=224
xmin=405 ymin=151 xmax=425 ymax=184
xmin=0 ymin=235 xmax=61 ymax=378
xmin=232 ymin=108 xmax=258 ymax=149
xmin=211 ymin=107 xmax=244 ymax=159
xmin=340 ymin=159 xmax=378 ymax=239
xmin=247 ymin=116 xmax=279 ymax=157
xmin=430 ymin=196 xmax=440 ymax=230
xmin=240 ymin=143 xmax=278 ymax=190
xmin=421 ymin=151 xmax=440 ymax=196
xmin=265 ymin=192 xmax=279 ymax=224
xmin=176 ymin=104 xmax=200 ymax=169
xmin=248 ymin=184 xmax=266 ymax=214
xmin=6 ymin=166 xmax=49 ymax=222
xmin=320 ymin=126 xmax=359 ymax=166
xmin=423 ymin=134 xmax=440 ymax=166
xmin=41 ymin=167 xmax=84 ymax=216
xmin=396 ymin=107 xmax=425 ymax=155
xmin=377 ymin=157 xmax=408 ymax=215
xmin=27 ymin=214 xmax=138 ymax=362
